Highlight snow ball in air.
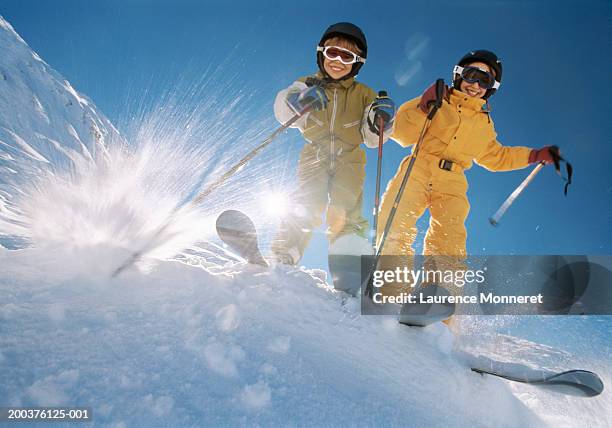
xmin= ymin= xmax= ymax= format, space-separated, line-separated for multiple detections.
xmin=239 ymin=381 xmax=272 ymax=411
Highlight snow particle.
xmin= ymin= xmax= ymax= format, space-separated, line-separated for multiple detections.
xmin=26 ymin=370 xmax=79 ymax=406
xmin=260 ymin=363 xmax=277 ymax=376
xmin=204 ymin=342 xmax=239 ymax=377
xmin=143 ymin=394 xmax=175 ymax=417
xmin=155 ymin=396 xmax=175 ymax=417
xmin=47 ymin=304 xmax=66 ymax=322
xmin=215 ymin=304 xmax=240 ymax=332
xmin=96 ymin=403 xmax=113 ymax=417
xmin=103 ymin=311 xmax=117 ymax=323
xmin=0 ymin=303 xmax=20 ymax=319
xmin=308 ymin=268 xmax=328 ymax=283
xmin=266 ymin=336 xmax=291 ymax=354
xmin=239 ymin=381 xmax=271 ymax=411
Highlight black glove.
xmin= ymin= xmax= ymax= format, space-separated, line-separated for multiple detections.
xmin=368 ymin=91 xmax=396 ymax=135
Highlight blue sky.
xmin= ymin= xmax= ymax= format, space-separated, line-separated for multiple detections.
xmin=2 ymin=0 xmax=611 ymax=273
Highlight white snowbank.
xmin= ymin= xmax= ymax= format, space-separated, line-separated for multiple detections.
xmin=1 ymin=245 xmax=609 ymax=427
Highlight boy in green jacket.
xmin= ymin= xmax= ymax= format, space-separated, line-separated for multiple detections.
xmin=271 ymin=22 xmax=395 ymax=274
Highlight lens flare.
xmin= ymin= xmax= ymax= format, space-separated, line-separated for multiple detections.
xmin=262 ymin=191 xmax=290 ymax=217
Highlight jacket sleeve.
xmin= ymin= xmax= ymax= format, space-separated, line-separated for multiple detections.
xmin=475 ymin=139 xmax=532 ymax=171
xmin=274 ymin=80 xmax=309 ymax=130
xmin=361 ymin=99 xmax=393 ymax=148
xmin=390 ymin=98 xmax=427 ymax=148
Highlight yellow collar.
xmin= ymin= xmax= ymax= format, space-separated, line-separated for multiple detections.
xmin=449 ymin=89 xmax=488 ymax=112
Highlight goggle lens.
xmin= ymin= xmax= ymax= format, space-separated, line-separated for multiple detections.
xmin=460 ymin=66 xmax=496 ymax=89
xmin=318 ymin=46 xmax=364 ymax=65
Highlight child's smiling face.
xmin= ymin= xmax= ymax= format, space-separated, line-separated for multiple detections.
xmin=322 ymin=38 xmax=359 ymax=80
xmin=459 ymin=61 xmax=492 ymax=98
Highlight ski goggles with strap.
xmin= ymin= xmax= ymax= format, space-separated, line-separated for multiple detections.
xmin=317 ymin=46 xmax=366 ymax=65
xmin=453 ymin=65 xmax=500 ymax=90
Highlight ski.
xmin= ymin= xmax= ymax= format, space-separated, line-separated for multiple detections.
xmin=397 ymin=284 xmax=455 ymax=327
xmin=328 ymin=254 xmax=363 ymax=296
xmin=328 ymin=234 xmax=377 ymax=296
xmin=215 ymin=210 xmax=268 ymax=267
xmin=471 ymin=366 xmax=604 ymax=398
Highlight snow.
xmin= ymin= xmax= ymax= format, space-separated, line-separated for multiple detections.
xmin=2 ymin=246 xmax=610 ymax=426
xmin=239 ymin=381 xmax=272 ymax=411
xmin=266 ymin=336 xmax=291 ymax=354
xmin=215 ymin=304 xmax=241 ymax=332
xmin=0 ymin=13 xmax=610 ymax=428
xmin=26 ymin=369 xmax=80 ymax=406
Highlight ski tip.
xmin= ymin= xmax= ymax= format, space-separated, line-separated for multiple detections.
xmin=488 ymin=217 xmax=499 ymax=227
xmin=546 ymin=370 xmax=605 ymax=397
xmin=471 ymin=367 xmax=604 ymax=398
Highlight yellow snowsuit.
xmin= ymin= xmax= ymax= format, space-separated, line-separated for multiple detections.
xmin=377 ymin=89 xmax=531 ymax=295
xmin=271 ymin=73 xmax=387 ymax=263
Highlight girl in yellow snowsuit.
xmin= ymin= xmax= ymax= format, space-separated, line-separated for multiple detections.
xmin=377 ymin=50 xmax=554 ymax=296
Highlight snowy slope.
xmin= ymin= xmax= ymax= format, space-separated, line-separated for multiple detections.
xmin=0 ymin=16 xmax=122 ymax=240
xmin=1 ymin=246 xmax=610 ymax=427
xmin=0 ymin=14 xmax=610 ymax=428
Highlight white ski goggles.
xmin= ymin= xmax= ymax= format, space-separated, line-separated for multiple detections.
xmin=453 ymin=65 xmax=500 ymax=90
xmin=317 ymin=45 xmax=366 ymax=65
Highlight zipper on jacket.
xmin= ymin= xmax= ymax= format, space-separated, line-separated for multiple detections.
xmin=330 ymin=88 xmax=338 ymax=170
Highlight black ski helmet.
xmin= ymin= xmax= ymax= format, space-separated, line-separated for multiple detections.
xmin=317 ymin=22 xmax=367 ymax=79
xmin=453 ymin=50 xmax=503 ymax=99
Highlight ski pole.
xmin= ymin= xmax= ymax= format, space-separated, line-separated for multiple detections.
xmin=192 ymin=107 xmax=311 ymax=205
xmin=111 ymin=107 xmax=311 ymax=278
xmin=372 ymin=91 xmax=387 ymax=249
xmin=489 ymin=162 xmax=544 ymax=226
xmin=364 ymin=79 xmax=445 ymax=298
xmin=489 ymin=145 xmax=572 ymax=226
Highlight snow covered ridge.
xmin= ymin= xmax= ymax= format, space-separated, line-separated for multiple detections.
xmin=0 ymin=14 xmax=121 ymax=240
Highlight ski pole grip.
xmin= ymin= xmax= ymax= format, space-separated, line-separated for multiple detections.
xmin=299 ymin=104 xmax=313 ymax=116
xmin=427 ymin=78 xmax=445 ymax=120
xmin=378 ymin=90 xmax=388 ymax=98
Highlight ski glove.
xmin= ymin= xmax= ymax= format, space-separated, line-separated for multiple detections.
xmin=418 ymin=81 xmax=450 ymax=114
xmin=368 ymin=92 xmax=396 ymax=135
xmin=286 ymin=85 xmax=328 ymax=113
xmin=529 ymin=146 xmax=557 ymax=165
